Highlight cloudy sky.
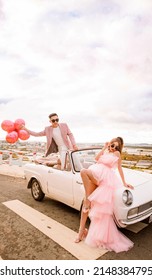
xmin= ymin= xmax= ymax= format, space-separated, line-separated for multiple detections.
xmin=0 ymin=0 xmax=152 ymax=144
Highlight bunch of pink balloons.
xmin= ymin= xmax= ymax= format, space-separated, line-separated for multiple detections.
xmin=1 ymin=119 xmax=30 ymax=144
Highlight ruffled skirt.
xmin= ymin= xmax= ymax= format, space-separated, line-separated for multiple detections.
xmin=85 ymin=164 xmax=134 ymax=252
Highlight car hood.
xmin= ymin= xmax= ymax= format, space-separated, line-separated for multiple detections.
xmin=120 ymin=168 xmax=152 ymax=187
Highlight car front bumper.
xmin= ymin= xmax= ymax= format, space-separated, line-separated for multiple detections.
xmin=116 ymin=202 xmax=152 ymax=227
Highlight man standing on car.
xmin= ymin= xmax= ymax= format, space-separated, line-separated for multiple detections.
xmin=22 ymin=113 xmax=78 ymax=170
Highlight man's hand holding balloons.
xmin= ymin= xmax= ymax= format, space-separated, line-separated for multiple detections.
xmin=1 ymin=119 xmax=30 ymax=143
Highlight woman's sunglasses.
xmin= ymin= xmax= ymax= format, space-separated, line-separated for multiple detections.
xmin=109 ymin=144 xmax=119 ymax=150
xmin=51 ymin=118 xmax=59 ymax=123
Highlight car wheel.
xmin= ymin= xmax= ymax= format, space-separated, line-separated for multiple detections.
xmin=31 ymin=179 xmax=45 ymax=201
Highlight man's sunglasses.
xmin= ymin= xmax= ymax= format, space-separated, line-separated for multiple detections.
xmin=51 ymin=118 xmax=59 ymax=123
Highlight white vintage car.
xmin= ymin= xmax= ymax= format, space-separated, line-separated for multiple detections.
xmin=24 ymin=148 xmax=152 ymax=227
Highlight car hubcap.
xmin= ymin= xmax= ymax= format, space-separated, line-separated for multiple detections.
xmin=32 ymin=182 xmax=40 ymax=198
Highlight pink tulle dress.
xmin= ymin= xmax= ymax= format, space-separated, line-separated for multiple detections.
xmin=85 ymin=153 xmax=134 ymax=253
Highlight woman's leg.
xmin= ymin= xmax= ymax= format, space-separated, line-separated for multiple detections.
xmin=75 ymin=211 xmax=88 ymax=243
xmin=80 ymin=168 xmax=98 ymax=209
xmin=75 ymin=169 xmax=98 ymax=243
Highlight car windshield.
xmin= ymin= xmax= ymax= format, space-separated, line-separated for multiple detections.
xmin=71 ymin=148 xmax=101 ymax=172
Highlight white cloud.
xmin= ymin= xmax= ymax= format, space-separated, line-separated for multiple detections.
xmin=0 ymin=0 xmax=152 ymax=144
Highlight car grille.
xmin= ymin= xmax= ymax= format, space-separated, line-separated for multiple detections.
xmin=115 ymin=201 xmax=152 ymax=227
xmin=127 ymin=200 xmax=152 ymax=220
xmin=138 ymin=201 xmax=152 ymax=213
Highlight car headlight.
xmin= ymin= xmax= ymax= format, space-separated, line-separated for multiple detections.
xmin=122 ymin=190 xmax=133 ymax=206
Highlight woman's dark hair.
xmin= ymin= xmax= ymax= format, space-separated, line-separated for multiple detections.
xmin=116 ymin=137 xmax=124 ymax=153
xmin=116 ymin=137 xmax=124 ymax=146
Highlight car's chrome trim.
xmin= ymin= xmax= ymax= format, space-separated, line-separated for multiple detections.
xmin=127 ymin=201 xmax=152 ymax=219
xmin=121 ymin=209 xmax=152 ymax=225
xmin=76 ymin=181 xmax=83 ymax=185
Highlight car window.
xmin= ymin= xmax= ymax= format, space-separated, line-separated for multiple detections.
xmin=71 ymin=149 xmax=101 ymax=172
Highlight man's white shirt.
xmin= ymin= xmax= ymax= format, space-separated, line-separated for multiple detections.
xmin=52 ymin=126 xmax=67 ymax=152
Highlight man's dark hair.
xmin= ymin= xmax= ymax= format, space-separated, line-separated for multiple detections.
xmin=49 ymin=113 xmax=58 ymax=119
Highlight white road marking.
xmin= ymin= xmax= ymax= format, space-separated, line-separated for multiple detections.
xmin=3 ymin=199 xmax=107 ymax=260
xmin=126 ymin=222 xmax=148 ymax=233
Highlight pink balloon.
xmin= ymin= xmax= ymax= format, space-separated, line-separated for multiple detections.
xmin=18 ymin=129 xmax=30 ymax=140
xmin=6 ymin=131 xmax=18 ymax=143
xmin=14 ymin=118 xmax=25 ymax=130
xmin=1 ymin=120 xmax=15 ymax=132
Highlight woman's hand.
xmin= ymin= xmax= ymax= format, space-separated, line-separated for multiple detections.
xmin=102 ymin=142 xmax=109 ymax=151
xmin=124 ymin=183 xmax=134 ymax=190
xmin=104 ymin=142 xmax=109 ymax=148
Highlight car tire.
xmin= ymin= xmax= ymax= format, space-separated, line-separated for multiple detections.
xmin=31 ymin=179 xmax=45 ymax=201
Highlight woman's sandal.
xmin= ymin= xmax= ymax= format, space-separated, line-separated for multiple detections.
xmin=74 ymin=228 xmax=88 ymax=243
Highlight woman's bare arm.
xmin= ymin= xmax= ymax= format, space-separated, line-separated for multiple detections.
xmin=116 ymin=152 xmax=134 ymax=189
xmin=95 ymin=142 xmax=109 ymax=161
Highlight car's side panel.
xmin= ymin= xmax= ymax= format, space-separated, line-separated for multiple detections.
xmin=46 ymin=169 xmax=74 ymax=205
xmin=25 ymin=164 xmax=49 ymax=193
xmin=72 ymin=172 xmax=84 ymax=210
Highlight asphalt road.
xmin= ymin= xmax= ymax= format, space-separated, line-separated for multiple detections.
xmin=0 ymin=174 xmax=152 ymax=260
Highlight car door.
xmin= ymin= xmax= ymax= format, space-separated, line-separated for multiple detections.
xmin=46 ymin=154 xmax=74 ymax=205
